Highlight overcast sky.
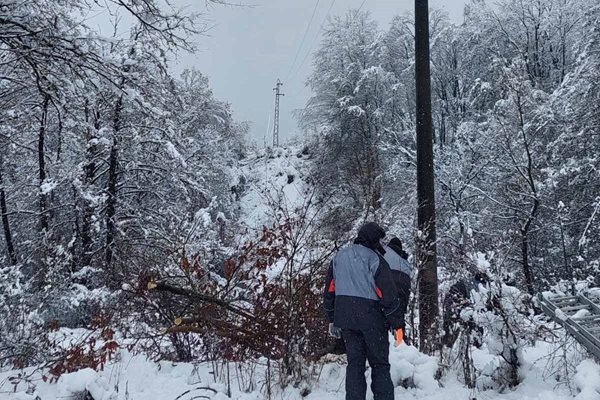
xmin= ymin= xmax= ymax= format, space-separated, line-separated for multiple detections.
xmin=169 ymin=0 xmax=470 ymax=145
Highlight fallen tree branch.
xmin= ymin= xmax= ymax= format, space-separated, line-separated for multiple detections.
xmin=174 ymin=386 xmax=217 ymax=400
xmin=148 ymin=281 xmax=255 ymax=320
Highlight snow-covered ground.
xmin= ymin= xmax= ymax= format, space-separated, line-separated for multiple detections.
xmin=236 ymin=146 xmax=310 ymax=232
xmin=1 ymin=334 xmax=599 ymax=399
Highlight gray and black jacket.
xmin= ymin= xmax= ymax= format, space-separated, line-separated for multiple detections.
xmin=382 ymin=245 xmax=412 ymax=324
xmin=323 ymin=223 xmax=405 ymax=330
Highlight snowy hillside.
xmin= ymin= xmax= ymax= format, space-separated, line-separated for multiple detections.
xmin=236 ymin=146 xmax=311 ymax=232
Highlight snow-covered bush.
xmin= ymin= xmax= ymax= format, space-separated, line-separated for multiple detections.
xmin=140 ymin=198 xmax=335 ymax=389
xmin=0 ymin=265 xmax=46 ymax=368
xmin=440 ymin=252 xmax=538 ymax=390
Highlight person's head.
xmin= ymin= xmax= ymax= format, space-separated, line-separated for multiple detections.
xmin=388 ymin=237 xmax=402 ymax=252
xmin=355 ymin=222 xmax=386 ymax=252
xmin=388 ymin=237 xmax=408 ymax=259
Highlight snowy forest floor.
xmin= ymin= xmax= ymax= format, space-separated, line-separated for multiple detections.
xmin=1 ymin=330 xmax=599 ymax=400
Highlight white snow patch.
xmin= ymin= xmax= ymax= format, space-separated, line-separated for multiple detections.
xmin=58 ymin=367 xmax=96 ymax=394
xmin=574 ymin=359 xmax=600 ymax=400
xmin=40 ymin=179 xmax=57 ymax=195
xmin=573 ymin=308 xmax=591 ymax=319
xmin=165 ymin=141 xmax=188 ymax=167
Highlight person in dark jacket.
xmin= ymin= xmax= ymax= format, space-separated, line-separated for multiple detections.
xmin=323 ymin=222 xmax=404 ymax=400
xmin=381 ymin=237 xmax=412 ymax=345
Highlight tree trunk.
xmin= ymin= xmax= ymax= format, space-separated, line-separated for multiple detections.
xmin=365 ymin=136 xmax=382 ymax=214
xmin=0 ymin=156 xmax=17 ymax=265
xmin=105 ymin=96 xmax=122 ymax=275
xmin=361 ymin=101 xmax=382 ymax=215
xmin=415 ymin=0 xmax=440 ymax=354
xmin=520 ymin=231 xmax=535 ymax=296
xmin=516 ymin=93 xmax=539 ymax=296
xmin=80 ymin=102 xmax=100 ymax=271
xmin=38 ymin=94 xmax=50 ymax=233
xmin=558 ymin=218 xmax=575 ymax=294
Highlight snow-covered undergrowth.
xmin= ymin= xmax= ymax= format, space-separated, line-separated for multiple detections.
xmin=236 ymin=146 xmax=311 ymax=231
xmin=1 ymin=330 xmax=599 ymax=400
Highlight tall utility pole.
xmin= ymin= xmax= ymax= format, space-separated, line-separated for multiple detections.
xmin=272 ymin=79 xmax=284 ymax=147
xmin=415 ymin=0 xmax=439 ymax=354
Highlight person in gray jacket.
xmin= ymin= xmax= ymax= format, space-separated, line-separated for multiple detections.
xmin=323 ymin=222 xmax=404 ymax=400
xmin=381 ymin=237 xmax=412 ymax=345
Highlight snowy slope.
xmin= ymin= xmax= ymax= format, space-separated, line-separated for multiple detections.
xmin=236 ymin=146 xmax=311 ymax=232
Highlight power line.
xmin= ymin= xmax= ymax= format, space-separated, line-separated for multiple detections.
xmin=285 ymin=0 xmax=321 ymax=81
xmin=264 ymin=111 xmax=272 ymax=150
xmin=288 ymin=0 xmax=336 ymax=84
xmin=357 ymin=0 xmax=368 ymax=11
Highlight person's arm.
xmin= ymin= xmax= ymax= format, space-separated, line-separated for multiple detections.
xmin=397 ymin=271 xmax=411 ymax=319
xmin=374 ymin=259 xmax=404 ymax=329
xmin=323 ymin=260 xmax=335 ymax=323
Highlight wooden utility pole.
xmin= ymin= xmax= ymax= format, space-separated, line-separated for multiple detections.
xmin=415 ymin=0 xmax=439 ymax=354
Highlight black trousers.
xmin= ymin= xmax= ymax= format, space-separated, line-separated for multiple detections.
xmin=342 ymin=326 xmax=394 ymax=400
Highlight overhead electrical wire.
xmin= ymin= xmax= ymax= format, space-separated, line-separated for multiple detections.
xmin=285 ymin=0 xmax=321 ymax=82
xmin=288 ymin=0 xmax=337 ymax=85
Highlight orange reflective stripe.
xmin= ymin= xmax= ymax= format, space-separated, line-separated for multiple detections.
xmin=375 ymin=287 xmax=383 ymax=299
xmin=328 ymin=279 xmax=336 ymax=293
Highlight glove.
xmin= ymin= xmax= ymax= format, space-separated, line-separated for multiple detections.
xmin=394 ymin=328 xmax=404 ymax=346
xmin=329 ymin=323 xmax=342 ymax=339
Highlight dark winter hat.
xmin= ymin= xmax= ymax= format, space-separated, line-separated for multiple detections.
xmin=388 ymin=237 xmax=408 ymax=260
xmin=355 ymin=222 xmax=386 ymax=252
xmin=388 ymin=237 xmax=403 ymax=252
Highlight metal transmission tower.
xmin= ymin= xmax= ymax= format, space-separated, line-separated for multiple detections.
xmin=272 ymin=79 xmax=284 ymax=147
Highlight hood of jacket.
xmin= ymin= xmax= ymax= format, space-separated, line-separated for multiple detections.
xmin=354 ymin=222 xmax=386 ymax=253
xmin=388 ymin=239 xmax=408 ymax=260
